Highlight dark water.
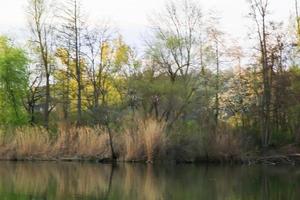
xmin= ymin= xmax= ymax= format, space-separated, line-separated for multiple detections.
xmin=0 ymin=162 xmax=299 ymax=200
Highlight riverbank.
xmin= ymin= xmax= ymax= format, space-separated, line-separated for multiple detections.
xmin=0 ymin=120 xmax=300 ymax=165
xmin=1 ymin=150 xmax=300 ymax=166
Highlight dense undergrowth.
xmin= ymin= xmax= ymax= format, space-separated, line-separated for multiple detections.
xmin=1 ymin=117 xmax=299 ymax=164
xmin=0 ymin=118 xmax=252 ymax=163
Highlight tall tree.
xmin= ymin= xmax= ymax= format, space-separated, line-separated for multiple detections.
xmin=146 ymin=0 xmax=203 ymax=122
xmin=206 ymin=14 xmax=225 ymax=128
xmin=83 ymin=24 xmax=114 ymax=110
xmin=147 ymin=0 xmax=204 ymax=82
xmin=27 ymin=0 xmax=55 ymax=129
xmin=59 ymin=0 xmax=84 ymax=125
xmin=295 ymin=0 xmax=300 ymax=43
xmin=248 ymin=0 xmax=272 ymax=147
xmin=0 ymin=37 xmax=29 ymax=125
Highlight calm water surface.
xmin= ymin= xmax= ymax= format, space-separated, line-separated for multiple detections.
xmin=0 ymin=162 xmax=299 ymax=200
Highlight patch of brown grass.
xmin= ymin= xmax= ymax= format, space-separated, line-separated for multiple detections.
xmin=0 ymin=125 xmax=111 ymax=160
xmin=0 ymin=119 xmax=242 ymax=162
xmin=53 ymin=126 xmax=110 ymax=158
xmin=123 ymin=118 xmax=167 ymax=162
xmin=9 ymin=127 xmax=51 ymax=159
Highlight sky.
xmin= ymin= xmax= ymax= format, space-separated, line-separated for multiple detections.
xmin=0 ymin=0 xmax=296 ymax=48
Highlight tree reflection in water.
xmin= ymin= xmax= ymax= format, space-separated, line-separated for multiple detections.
xmin=0 ymin=162 xmax=298 ymax=200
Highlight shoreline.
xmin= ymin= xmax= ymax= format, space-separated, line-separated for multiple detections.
xmin=0 ymin=154 xmax=299 ymax=166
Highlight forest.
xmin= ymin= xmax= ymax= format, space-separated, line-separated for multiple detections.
xmin=0 ymin=0 xmax=300 ymax=163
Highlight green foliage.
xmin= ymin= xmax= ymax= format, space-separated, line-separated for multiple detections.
xmin=166 ymin=36 xmax=182 ymax=49
xmin=0 ymin=36 xmax=28 ymax=125
xmin=127 ymin=72 xmax=199 ymax=120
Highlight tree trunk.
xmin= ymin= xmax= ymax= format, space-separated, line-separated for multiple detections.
xmin=44 ymin=72 xmax=50 ymax=129
xmin=74 ymin=0 xmax=82 ymax=126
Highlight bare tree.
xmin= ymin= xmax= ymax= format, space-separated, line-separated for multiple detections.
xmin=55 ymin=27 xmax=74 ymax=122
xmin=207 ymin=23 xmax=222 ymax=127
xmin=23 ymin=73 xmax=43 ymax=125
xmin=147 ymin=0 xmax=203 ymax=82
xmin=248 ymin=0 xmax=272 ymax=147
xmin=27 ymin=0 xmax=55 ymax=129
xmin=146 ymin=0 xmax=204 ymax=123
xmin=59 ymin=0 xmax=85 ymax=125
xmin=83 ymin=23 xmax=115 ymax=110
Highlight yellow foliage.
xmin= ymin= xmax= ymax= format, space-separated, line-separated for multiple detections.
xmin=114 ymin=36 xmax=130 ymax=67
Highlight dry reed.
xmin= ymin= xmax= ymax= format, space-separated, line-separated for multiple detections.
xmin=123 ymin=118 xmax=167 ymax=162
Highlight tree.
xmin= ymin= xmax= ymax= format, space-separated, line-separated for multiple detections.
xmin=59 ymin=0 xmax=85 ymax=125
xmin=248 ymin=0 xmax=272 ymax=148
xmin=219 ymin=68 xmax=258 ymax=129
xmin=83 ymin=24 xmax=116 ymax=110
xmin=295 ymin=0 xmax=300 ymax=43
xmin=147 ymin=0 xmax=203 ymax=82
xmin=206 ymin=14 xmax=225 ymax=128
xmin=146 ymin=0 xmax=204 ymax=123
xmin=83 ymin=35 xmax=132 ymax=160
xmin=27 ymin=0 xmax=55 ymax=129
xmin=0 ymin=37 xmax=29 ymax=125
xmin=24 ymin=73 xmax=43 ymax=125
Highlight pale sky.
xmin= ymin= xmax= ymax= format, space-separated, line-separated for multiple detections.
xmin=0 ymin=0 xmax=296 ymax=47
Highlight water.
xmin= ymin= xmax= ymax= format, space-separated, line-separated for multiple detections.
xmin=0 ymin=162 xmax=298 ymax=200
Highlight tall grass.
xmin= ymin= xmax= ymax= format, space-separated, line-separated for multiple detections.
xmin=0 ymin=129 xmax=4 ymax=146
xmin=123 ymin=118 xmax=167 ymax=162
xmin=207 ymin=125 xmax=242 ymax=161
xmin=143 ymin=119 xmax=166 ymax=162
xmin=0 ymin=119 xmax=242 ymax=162
xmin=6 ymin=127 xmax=50 ymax=159
xmin=0 ymin=126 xmax=111 ymax=160
xmin=54 ymin=126 xmax=110 ymax=159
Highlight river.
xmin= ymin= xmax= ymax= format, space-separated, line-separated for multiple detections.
xmin=0 ymin=162 xmax=298 ymax=199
